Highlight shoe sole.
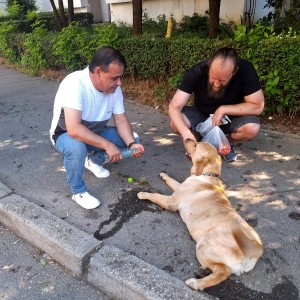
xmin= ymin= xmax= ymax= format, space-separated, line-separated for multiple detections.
xmin=223 ymin=155 xmax=238 ymax=162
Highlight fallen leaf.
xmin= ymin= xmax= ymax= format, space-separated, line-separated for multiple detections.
xmin=3 ymin=264 xmax=14 ymax=271
xmin=39 ymin=258 xmax=47 ymax=266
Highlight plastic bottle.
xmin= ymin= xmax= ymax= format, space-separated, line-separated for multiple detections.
xmin=104 ymin=148 xmax=138 ymax=163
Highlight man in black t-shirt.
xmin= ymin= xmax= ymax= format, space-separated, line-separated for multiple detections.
xmin=169 ymin=47 xmax=265 ymax=162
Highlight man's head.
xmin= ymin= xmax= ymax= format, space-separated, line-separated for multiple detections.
xmin=89 ymin=46 xmax=126 ymax=93
xmin=207 ymin=47 xmax=239 ymax=99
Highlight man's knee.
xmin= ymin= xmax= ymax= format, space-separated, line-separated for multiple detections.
xmin=234 ymin=123 xmax=260 ymax=140
xmin=63 ymin=139 xmax=87 ymax=158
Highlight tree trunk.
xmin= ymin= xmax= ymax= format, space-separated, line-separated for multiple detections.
xmin=49 ymin=0 xmax=63 ymax=30
xmin=58 ymin=0 xmax=67 ymax=28
xmin=68 ymin=0 xmax=75 ymax=25
xmin=132 ymin=0 xmax=142 ymax=35
xmin=208 ymin=0 xmax=221 ymax=38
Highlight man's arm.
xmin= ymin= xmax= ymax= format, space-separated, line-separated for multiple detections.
xmin=169 ymin=89 xmax=196 ymax=142
xmin=64 ymin=107 xmax=122 ymax=162
xmin=212 ymin=89 xmax=265 ymax=126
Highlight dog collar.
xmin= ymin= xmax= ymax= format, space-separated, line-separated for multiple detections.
xmin=202 ymin=173 xmax=220 ymax=178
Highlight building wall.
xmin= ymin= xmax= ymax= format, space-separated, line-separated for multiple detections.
xmin=106 ymin=0 xmax=271 ymax=25
xmin=35 ymin=0 xmax=110 ymax=22
xmin=107 ymin=0 xmax=187 ymax=25
xmin=0 ymin=0 xmax=271 ymax=24
xmin=194 ymin=0 xmax=244 ymax=23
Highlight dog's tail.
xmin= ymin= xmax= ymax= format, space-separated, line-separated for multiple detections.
xmin=232 ymin=223 xmax=263 ymax=259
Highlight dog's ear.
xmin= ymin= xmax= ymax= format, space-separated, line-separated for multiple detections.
xmin=192 ymin=157 xmax=209 ymax=176
xmin=185 ymin=138 xmax=197 ymax=155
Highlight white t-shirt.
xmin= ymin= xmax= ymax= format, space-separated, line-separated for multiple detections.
xmin=50 ymin=67 xmax=125 ymax=144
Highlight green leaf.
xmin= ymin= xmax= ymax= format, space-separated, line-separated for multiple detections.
xmin=40 ymin=258 xmax=47 ymax=266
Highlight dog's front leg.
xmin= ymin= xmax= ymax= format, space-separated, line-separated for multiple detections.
xmin=160 ymin=172 xmax=181 ymax=191
xmin=137 ymin=192 xmax=178 ymax=212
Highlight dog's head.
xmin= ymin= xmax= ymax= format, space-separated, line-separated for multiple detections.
xmin=185 ymin=139 xmax=222 ymax=176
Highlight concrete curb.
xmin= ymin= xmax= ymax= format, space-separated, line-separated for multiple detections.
xmin=0 ymin=182 xmax=211 ymax=300
xmin=0 ymin=191 xmax=102 ymax=278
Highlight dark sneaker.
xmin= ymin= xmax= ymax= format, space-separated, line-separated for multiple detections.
xmin=223 ymin=143 xmax=238 ymax=162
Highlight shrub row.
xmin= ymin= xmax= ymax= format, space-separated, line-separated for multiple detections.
xmin=0 ymin=12 xmax=94 ymax=33
xmin=0 ymin=21 xmax=299 ymax=115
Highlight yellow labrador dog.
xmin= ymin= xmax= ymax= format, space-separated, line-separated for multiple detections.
xmin=137 ymin=140 xmax=263 ymax=290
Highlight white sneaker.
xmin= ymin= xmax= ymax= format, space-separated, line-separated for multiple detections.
xmin=72 ymin=192 xmax=100 ymax=209
xmin=85 ymin=157 xmax=110 ymax=178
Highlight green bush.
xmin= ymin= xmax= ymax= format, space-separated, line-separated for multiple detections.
xmin=53 ymin=22 xmax=118 ymax=72
xmin=167 ymin=37 xmax=234 ymax=75
xmin=0 ymin=12 xmax=94 ymax=33
xmin=21 ymin=20 xmax=54 ymax=75
xmin=6 ymin=0 xmax=37 ymax=16
xmin=246 ymin=38 xmax=300 ymax=115
xmin=0 ymin=19 xmax=299 ymax=115
xmin=142 ymin=12 xmax=168 ymax=35
xmin=0 ymin=21 xmax=19 ymax=62
xmin=117 ymin=35 xmax=168 ymax=79
xmin=6 ymin=2 xmax=24 ymax=19
xmin=234 ymin=23 xmax=276 ymax=45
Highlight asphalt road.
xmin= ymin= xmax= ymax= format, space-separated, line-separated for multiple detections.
xmin=0 ymin=63 xmax=300 ymax=300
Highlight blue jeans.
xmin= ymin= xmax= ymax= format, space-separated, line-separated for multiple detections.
xmin=54 ymin=126 xmax=140 ymax=195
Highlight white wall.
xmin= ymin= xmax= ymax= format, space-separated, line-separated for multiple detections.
xmin=35 ymin=0 xmax=53 ymax=12
xmin=0 ymin=0 xmax=272 ymax=24
xmin=106 ymin=0 xmax=273 ymax=26
xmin=195 ymin=0 xmax=245 ymax=23
xmin=106 ymin=0 xmax=187 ymax=25
xmin=36 ymin=0 xmax=110 ymax=22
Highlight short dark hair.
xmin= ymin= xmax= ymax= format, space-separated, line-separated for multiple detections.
xmin=208 ymin=47 xmax=239 ymax=73
xmin=89 ymin=46 xmax=126 ymax=73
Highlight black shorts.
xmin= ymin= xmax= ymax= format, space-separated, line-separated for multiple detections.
xmin=182 ymin=105 xmax=260 ymax=135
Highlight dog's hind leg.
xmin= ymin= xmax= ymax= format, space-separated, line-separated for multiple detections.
xmin=185 ymin=263 xmax=231 ymax=290
xmin=137 ymin=192 xmax=178 ymax=211
xmin=160 ymin=172 xmax=181 ymax=191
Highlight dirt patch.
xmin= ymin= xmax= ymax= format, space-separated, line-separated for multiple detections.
xmin=260 ymin=114 xmax=300 ymax=135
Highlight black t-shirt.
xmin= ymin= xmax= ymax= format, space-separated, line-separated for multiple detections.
xmin=179 ymin=59 xmax=261 ymax=116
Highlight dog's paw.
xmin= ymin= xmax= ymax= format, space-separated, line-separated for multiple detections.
xmin=137 ymin=192 xmax=147 ymax=200
xmin=159 ymin=172 xmax=168 ymax=180
xmin=185 ymin=278 xmax=203 ymax=291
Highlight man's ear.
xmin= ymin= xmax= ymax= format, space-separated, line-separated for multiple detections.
xmin=185 ymin=138 xmax=197 ymax=155
xmin=94 ymin=66 xmax=103 ymax=76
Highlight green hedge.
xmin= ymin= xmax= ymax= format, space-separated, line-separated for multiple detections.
xmin=167 ymin=38 xmax=234 ymax=75
xmin=117 ymin=35 xmax=169 ymax=78
xmin=0 ymin=12 xmax=94 ymax=33
xmin=118 ymin=36 xmax=300 ymax=115
xmin=0 ymin=22 xmax=299 ymax=115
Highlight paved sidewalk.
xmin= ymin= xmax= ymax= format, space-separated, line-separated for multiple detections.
xmin=0 ymin=63 xmax=299 ymax=299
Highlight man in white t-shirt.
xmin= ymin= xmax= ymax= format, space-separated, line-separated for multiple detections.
xmin=50 ymin=46 xmax=144 ymax=209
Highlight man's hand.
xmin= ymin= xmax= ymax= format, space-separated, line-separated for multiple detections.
xmin=129 ymin=143 xmax=144 ymax=158
xmin=105 ymin=143 xmax=122 ymax=162
xmin=211 ymin=108 xmax=224 ymax=126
